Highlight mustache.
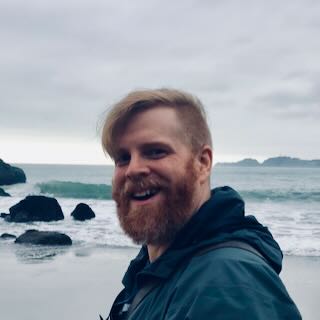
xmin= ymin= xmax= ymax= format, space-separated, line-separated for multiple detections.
xmin=112 ymin=177 xmax=164 ymax=200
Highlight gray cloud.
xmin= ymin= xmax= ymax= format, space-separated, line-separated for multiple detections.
xmin=253 ymin=73 xmax=320 ymax=119
xmin=1 ymin=0 xmax=320 ymax=162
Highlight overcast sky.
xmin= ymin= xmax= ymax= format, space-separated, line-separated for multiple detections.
xmin=1 ymin=0 xmax=319 ymax=165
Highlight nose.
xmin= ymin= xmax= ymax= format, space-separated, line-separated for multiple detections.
xmin=125 ymin=154 xmax=150 ymax=180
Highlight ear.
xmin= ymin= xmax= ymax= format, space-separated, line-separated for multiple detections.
xmin=195 ymin=145 xmax=213 ymax=184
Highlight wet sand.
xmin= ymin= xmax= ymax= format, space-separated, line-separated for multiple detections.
xmin=0 ymin=244 xmax=137 ymax=320
xmin=0 ymin=244 xmax=318 ymax=320
xmin=281 ymin=255 xmax=320 ymax=320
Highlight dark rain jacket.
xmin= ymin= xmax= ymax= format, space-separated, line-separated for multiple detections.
xmin=107 ymin=186 xmax=301 ymax=320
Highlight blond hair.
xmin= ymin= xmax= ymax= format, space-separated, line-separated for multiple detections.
xmin=102 ymin=88 xmax=212 ymax=158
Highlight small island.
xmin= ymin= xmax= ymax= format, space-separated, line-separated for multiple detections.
xmin=215 ymin=156 xmax=320 ymax=168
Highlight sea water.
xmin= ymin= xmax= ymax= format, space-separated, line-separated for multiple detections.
xmin=0 ymin=164 xmax=319 ymax=258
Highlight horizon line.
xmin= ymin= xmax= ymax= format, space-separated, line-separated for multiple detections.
xmin=6 ymin=154 xmax=320 ymax=166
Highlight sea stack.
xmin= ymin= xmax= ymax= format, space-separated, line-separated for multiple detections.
xmin=0 ymin=159 xmax=26 ymax=185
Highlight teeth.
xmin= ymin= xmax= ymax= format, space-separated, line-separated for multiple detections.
xmin=133 ymin=189 xmax=156 ymax=198
xmin=134 ymin=190 xmax=151 ymax=197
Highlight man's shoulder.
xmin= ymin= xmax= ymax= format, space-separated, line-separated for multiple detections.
xmin=164 ymin=246 xmax=301 ymax=320
xmin=192 ymin=244 xmax=269 ymax=263
xmin=169 ymin=246 xmax=300 ymax=315
xmin=193 ymin=244 xmax=269 ymax=266
xmin=178 ymin=246 xmax=276 ymax=288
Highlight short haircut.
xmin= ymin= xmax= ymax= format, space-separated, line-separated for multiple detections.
xmin=101 ymin=88 xmax=212 ymax=159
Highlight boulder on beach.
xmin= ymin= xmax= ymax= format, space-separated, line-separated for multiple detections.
xmin=15 ymin=229 xmax=72 ymax=246
xmin=71 ymin=203 xmax=95 ymax=221
xmin=1 ymin=233 xmax=17 ymax=239
xmin=0 ymin=187 xmax=10 ymax=197
xmin=0 ymin=159 xmax=26 ymax=185
xmin=6 ymin=195 xmax=64 ymax=223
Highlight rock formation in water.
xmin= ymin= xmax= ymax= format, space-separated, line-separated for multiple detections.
xmin=0 ymin=212 xmax=10 ymax=219
xmin=0 ymin=159 xmax=26 ymax=185
xmin=6 ymin=195 xmax=64 ymax=222
xmin=15 ymin=229 xmax=72 ymax=246
xmin=1 ymin=233 xmax=17 ymax=239
xmin=71 ymin=203 xmax=96 ymax=221
xmin=0 ymin=187 xmax=10 ymax=197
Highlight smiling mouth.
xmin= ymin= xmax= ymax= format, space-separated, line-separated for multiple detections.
xmin=131 ymin=189 xmax=160 ymax=201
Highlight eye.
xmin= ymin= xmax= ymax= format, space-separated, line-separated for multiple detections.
xmin=145 ymin=148 xmax=167 ymax=159
xmin=115 ymin=153 xmax=130 ymax=167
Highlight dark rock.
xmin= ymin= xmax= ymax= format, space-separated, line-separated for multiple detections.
xmin=15 ymin=229 xmax=72 ymax=246
xmin=0 ymin=187 xmax=10 ymax=197
xmin=71 ymin=203 xmax=95 ymax=221
xmin=0 ymin=159 xmax=26 ymax=185
xmin=1 ymin=213 xmax=10 ymax=219
xmin=1 ymin=233 xmax=17 ymax=239
xmin=7 ymin=195 xmax=64 ymax=222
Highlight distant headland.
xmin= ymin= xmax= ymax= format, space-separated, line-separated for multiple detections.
xmin=215 ymin=156 xmax=320 ymax=168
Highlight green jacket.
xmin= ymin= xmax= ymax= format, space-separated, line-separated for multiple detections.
xmin=107 ymin=187 xmax=301 ymax=320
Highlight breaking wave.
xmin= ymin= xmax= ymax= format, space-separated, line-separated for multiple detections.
xmin=239 ymin=190 xmax=320 ymax=202
xmin=37 ymin=181 xmax=113 ymax=200
xmin=35 ymin=181 xmax=320 ymax=202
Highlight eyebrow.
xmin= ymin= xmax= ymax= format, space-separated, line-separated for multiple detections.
xmin=140 ymin=141 xmax=172 ymax=149
xmin=115 ymin=141 xmax=173 ymax=154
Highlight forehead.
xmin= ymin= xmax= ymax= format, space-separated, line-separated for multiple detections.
xmin=116 ymin=106 xmax=187 ymax=147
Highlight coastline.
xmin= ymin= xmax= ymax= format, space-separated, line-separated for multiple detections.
xmin=0 ymin=244 xmax=318 ymax=320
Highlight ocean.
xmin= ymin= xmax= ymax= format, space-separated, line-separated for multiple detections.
xmin=1 ymin=164 xmax=319 ymax=258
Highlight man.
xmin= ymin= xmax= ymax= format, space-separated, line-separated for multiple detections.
xmin=101 ymin=88 xmax=301 ymax=319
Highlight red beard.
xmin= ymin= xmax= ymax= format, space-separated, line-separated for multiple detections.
xmin=112 ymin=159 xmax=198 ymax=246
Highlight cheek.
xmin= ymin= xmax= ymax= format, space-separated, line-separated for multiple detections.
xmin=112 ymin=168 xmax=126 ymax=188
xmin=112 ymin=170 xmax=126 ymax=202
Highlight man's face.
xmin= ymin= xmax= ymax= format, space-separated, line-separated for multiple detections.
xmin=112 ymin=106 xmax=203 ymax=246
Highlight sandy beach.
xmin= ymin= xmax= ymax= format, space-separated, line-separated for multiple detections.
xmin=281 ymin=255 xmax=320 ymax=320
xmin=0 ymin=244 xmax=137 ymax=320
xmin=0 ymin=244 xmax=318 ymax=320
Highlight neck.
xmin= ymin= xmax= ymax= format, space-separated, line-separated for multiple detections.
xmin=147 ymin=244 xmax=170 ymax=262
